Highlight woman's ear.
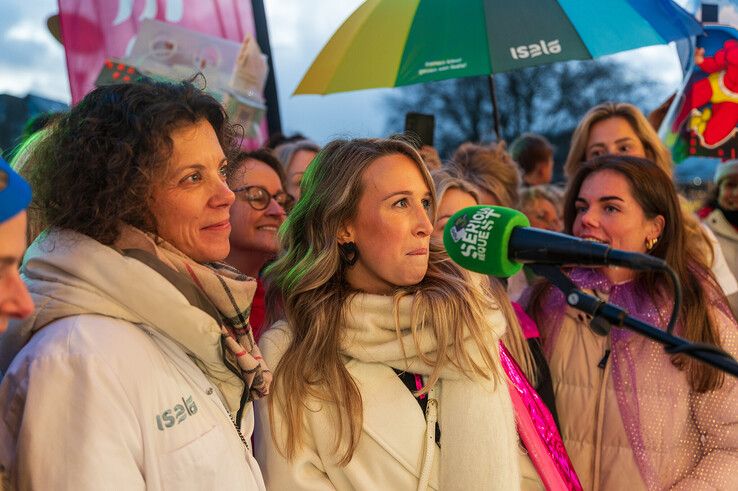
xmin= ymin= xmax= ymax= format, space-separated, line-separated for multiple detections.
xmin=650 ymin=215 xmax=666 ymax=240
xmin=336 ymin=221 xmax=355 ymax=245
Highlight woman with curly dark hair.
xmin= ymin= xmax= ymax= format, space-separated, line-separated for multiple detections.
xmin=0 ymin=79 xmax=269 ymax=489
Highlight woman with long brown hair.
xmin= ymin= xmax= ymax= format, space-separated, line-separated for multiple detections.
xmin=564 ymin=102 xmax=738 ymax=311
xmin=526 ymin=155 xmax=738 ymax=490
xmin=256 ymin=138 xmax=520 ymax=489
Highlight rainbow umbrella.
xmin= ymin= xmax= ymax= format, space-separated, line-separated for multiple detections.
xmin=295 ymin=0 xmax=701 ymax=138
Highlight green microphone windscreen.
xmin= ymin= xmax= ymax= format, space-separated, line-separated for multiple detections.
xmin=443 ymin=205 xmax=530 ymax=277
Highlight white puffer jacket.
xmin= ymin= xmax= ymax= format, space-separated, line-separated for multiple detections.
xmin=0 ymin=230 xmax=265 ymax=490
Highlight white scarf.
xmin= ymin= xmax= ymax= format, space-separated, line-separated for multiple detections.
xmin=340 ymin=293 xmax=520 ymax=490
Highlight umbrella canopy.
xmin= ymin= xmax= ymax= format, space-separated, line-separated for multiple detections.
xmin=296 ymin=0 xmax=701 ymax=95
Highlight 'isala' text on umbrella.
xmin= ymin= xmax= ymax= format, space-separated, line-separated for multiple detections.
xmin=509 ymin=40 xmax=561 ymax=60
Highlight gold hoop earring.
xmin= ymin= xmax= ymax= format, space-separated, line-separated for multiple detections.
xmin=646 ymin=237 xmax=658 ymax=251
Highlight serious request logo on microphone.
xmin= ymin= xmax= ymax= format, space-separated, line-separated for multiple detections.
xmin=448 ymin=207 xmax=501 ymax=261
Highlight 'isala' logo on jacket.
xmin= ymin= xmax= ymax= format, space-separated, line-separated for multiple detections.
xmin=509 ymin=40 xmax=561 ymax=60
xmin=156 ymin=395 xmax=198 ymax=431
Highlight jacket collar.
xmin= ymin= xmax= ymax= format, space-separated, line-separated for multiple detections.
xmin=707 ymin=208 xmax=738 ymax=240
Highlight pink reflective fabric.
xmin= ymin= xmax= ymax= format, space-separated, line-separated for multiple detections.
xmin=513 ymin=300 xmax=540 ymax=339
xmin=501 ymin=343 xmax=583 ymax=491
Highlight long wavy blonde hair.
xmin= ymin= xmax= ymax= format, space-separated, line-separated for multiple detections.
xmin=265 ymin=138 xmax=513 ymax=465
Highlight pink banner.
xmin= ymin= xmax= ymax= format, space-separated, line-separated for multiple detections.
xmin=58 ymin=0 xmax=257 ymax=102
xmin=58 ymin=0 xmax=269 ymax=148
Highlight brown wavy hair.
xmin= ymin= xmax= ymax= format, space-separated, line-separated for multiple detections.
xmin=27 ymin=78 xmax=237 ymax=244
xmin=564 ymin=101 xmax=715 ymax=268
xmin=528 ymin=155 xmax=726 ymax=392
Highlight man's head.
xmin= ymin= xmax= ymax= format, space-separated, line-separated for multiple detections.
xmin=0 ymin=157 xmax=33 ymax=332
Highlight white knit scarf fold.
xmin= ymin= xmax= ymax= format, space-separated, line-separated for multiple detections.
xmin=340 ymin=293 xmax=520 ymax=491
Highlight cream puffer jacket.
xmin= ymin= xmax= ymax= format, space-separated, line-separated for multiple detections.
xmin=547 ymin=304 xmax=738 ymax=491
xmin=703 ymin=208 xmax=738 ymax=284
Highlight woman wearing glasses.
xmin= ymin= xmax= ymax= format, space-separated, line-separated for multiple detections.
xmin=227 ymin=149 xmax=294 ymax=341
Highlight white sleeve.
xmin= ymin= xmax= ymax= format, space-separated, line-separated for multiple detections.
xmin=0 ymin=350 xmax=145 ymax=490
xmin=254 ymin=398 xmax=336 ymax=491
xmin=702 ymin=224 xmax=738 ymax=296
xmin=254 ymin=331 xmax=336 ymax=491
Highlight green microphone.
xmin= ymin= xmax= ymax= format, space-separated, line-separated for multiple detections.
xmin=444 ymin=205 xmax=668 ymax=277
xmin=443 ymin=205 xmax=528 ymax=278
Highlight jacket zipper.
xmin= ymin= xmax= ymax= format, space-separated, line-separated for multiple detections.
xmin=228 ymin=411 xmax=250 ymax=451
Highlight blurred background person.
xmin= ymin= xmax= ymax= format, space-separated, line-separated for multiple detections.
xmin=430 ymin=168 xmax=480 ymax=241
xmin=449 ymin=141 xmax=521 ymax=209
xmin=564 ymin=101 xmax=738 ymax=314
xmin=431 ymin=168 xmax=577 ymax=490
xmin=418 ymin=145 xmax=442 ymax=171
xmin=700 ymin=160 xmax=738 ymax=282
xmin=526 ymin=155 xmax=738 ymax=490
xmin=448 ymin=142 xmax=537 ymax=301
xmin=227 ymin=149 xmax=292 ymax=341
xmin=0 ymin=157 xmax=33 ymax=335
xmin=510 ymin=185 xmax=564 ymax=301
xmin=518 ymin=186 xmax=563 ymax=233
xmin=431 ymin=167 xmax=558 ymax=419
xmin=0 ymin=80 xmax=269 ymax=489
xmin=510 ymin=133 xmax=555 ymax=187
xmin=274 ymin=138 xmax=319 ymax=200
xmin=9 ymin=128 xmax=52 ymax=244
xmin=257 ymin=138 xmax=520 ymax=490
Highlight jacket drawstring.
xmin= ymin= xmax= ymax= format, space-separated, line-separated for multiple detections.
xmin=417 ymin=384 xmax=438 ymax=491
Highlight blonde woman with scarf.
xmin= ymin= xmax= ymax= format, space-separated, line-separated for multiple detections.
xmin=0 ymin=80 xmax=269 ymax=489
xmin=255 ymin=138 xmax=521 ymax=490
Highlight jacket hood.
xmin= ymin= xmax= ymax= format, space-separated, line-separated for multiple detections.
xmin=0 ymin=229 xmax=226 ymax=378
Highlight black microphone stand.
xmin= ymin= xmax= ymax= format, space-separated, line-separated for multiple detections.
xmin=528 ymin=264 xmax=738 ymax=378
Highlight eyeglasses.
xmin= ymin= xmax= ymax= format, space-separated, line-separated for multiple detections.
xmin=232 ymin=185 xmax=295 ymax=212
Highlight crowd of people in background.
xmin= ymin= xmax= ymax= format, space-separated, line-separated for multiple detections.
xmin=0 ymin=78 xmax=735 ymax=490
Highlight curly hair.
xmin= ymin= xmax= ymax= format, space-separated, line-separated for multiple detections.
xmin=27 ymin=78 xmax=238 ymax=245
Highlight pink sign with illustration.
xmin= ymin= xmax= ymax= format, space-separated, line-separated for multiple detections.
xmin=58 ymin=0 xmax=257 ymax=103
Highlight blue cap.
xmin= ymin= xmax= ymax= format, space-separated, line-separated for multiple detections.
xmin=0 ymin=156 xmax=32 ymax=223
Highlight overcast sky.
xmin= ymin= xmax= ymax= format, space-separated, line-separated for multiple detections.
xmin=0 ymin=0 xmax=687 ymax=145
